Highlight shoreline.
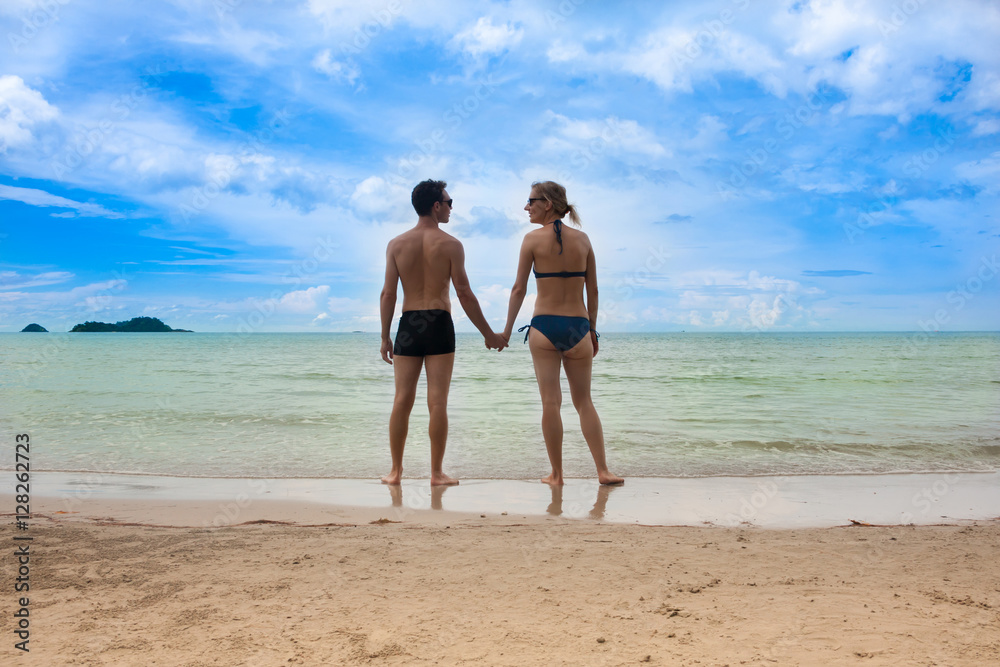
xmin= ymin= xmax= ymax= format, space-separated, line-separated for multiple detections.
xmin=9 ymin=470 xmax=999 ymax=528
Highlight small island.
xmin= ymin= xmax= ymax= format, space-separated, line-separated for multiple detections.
xmin=21 ymin=323 xmax=48 ymax=332
xmin=70 ymin=317 xmax=193 ymax=333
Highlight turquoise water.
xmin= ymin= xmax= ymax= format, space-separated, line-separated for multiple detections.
xmin=1 ymin=332 xmax=998 ymax=479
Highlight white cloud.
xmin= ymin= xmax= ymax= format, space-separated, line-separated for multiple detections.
xmin=621 ymin=23 xmax=788 ymax=97
xmin=224 ymin=286 xmax=335 ymax=318
xmin=682 ymin=114 xmax=727 ymax=151
xmin=174 ymin=26 xmax=285 ymax=67
xmin=954 ymin=151 xmax=1000 ymax=194
xmin=678 ymin=269 xmax=814 ymax=295
xmin=74 ymin=279 xmax=128 ymax=302
xmin=326 ymin=296 xmax=364 ymax=313
xmin=621 ymin=26 xmax=698 ymax=93
xmin=747 ymin=294 xmax=794 ymax=329
xmin=0 ymin=184 xmax=125 ymax=218
xmin=568 ymin=0 xmax=1000 ymax=123
xmin=546 ymin=40 xmax=586 ymax=64
xmin=450 ymin=16 xmax=523 ymax=58
xmin=0 ymin=0 xmax=39 ymax=15
xmin=543 ymin=112 xmax=670 ymax=161
xmin=350 ymin=175 xmax=403 ymax=216
xmin=781 ymin=165 xmax=862 ymax=194
xmin=971 ymin=118 xmax=1000 ymax=136
xmin=784 ymin=0 xmax=1000 ymax=118
xmin=0 ymin=75 xmax=57 ymax=150
xmin=784 ymin=0 xmax=870 ymax=58
xmin=746 ymin=270 xmax=818 ymax=294
xmin=0 ymin=278 xmax=130 ymax=312
xmin=711 ymin=310 xmax=730 ymax=326
xmin=306 ymin=0 xmax=406 ymax=34
xmin=312 ymin=49 xmax=360 ymax=85
xmin=0 ymin=271 xmax=75 ymax=289
xmin=670 ymin=269 xmax=819 ymax=329
xmin=276 ymin=285 xmax=330 ymax=313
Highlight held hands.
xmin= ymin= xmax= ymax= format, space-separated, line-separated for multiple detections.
xmin=591 ymin=329 xmax=599 ymax=358
xmin=380 ymin=338 xmax=394 ymax=364
xmin=485 ymin=331 xmax=509 ymax=351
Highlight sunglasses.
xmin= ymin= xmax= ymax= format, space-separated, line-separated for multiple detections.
xmin=441 ymin=199 xmax=453 ymax=208
xmin=526 ymin=198 xmax=545 ymax=205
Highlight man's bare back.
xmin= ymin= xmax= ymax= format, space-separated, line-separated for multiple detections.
xmin=388 ymin=226 xmax=460 ymax=313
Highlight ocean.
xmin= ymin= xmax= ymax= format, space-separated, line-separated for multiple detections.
xmin=2 ymin=332 xmax=998 ymax=480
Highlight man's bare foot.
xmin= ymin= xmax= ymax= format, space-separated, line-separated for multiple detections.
xmin=430 ymin=472 xmax=459 ymax=486
xmin=598 ymin=471 xmax=624 ymax=485
xmin=541 ymin=473 xmax=564 ymax=486
xmin=381 ymin=470 xmax=402 ymax=485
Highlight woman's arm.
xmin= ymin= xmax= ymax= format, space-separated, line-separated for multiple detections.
xmin=502 ymin=236 xmax=534 ymax=340
xmin=585 ymin=243 xmax=599 ymax=357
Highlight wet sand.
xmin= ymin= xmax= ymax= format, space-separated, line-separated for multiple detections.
xmin=15 ymin=470 xmax=1000 ymax=528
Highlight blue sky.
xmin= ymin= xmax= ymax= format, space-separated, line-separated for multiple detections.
xmin=1 ymin=0 xmax=998 ymax=332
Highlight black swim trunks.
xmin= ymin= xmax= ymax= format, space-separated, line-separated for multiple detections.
xmin=393 ymin=309 xmax=456 ymax=357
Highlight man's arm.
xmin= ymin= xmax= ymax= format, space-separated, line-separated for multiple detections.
xmin=450 ymin=241 xmax=507 ymax=349
xmin=502 ymin=236 xmax=534 ymax=341
xmin=380 ymin=242 xmax=399 ymax=364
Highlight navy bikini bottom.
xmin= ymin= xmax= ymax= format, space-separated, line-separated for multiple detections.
xmin=519 ymin=315 xmax=592 ymax=352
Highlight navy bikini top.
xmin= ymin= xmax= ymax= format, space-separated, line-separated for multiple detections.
xmin=534 ymin=218 xmax=586 ymax=279
xmin=534 ymin=269 xmax=586 ymax=278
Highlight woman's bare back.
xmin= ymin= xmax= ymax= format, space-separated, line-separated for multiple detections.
xmin=528 ymin=223 xmax=593 ymax=318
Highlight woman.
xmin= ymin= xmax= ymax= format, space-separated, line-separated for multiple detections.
xmin=502 ymin=181 xmax=624 ymax=486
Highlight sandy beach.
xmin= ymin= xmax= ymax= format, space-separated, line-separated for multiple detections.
xmin=2 ymin=475 xmax=999 ymax=665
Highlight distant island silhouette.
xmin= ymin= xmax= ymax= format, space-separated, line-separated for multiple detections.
xmin=21 ymin=323 xmax=48 ymax=332
xmin=70 ymin=317 xmax=193 ymax=332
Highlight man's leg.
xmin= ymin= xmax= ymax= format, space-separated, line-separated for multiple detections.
xmin=382 ymin=355 xmax=423 ymax=485
xmin=424 ymin=352 xmax=458 ymax=486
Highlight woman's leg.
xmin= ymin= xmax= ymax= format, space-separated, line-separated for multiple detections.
xmin=564 ymin=336 xmax=624 ymax=485
xmin=529 ymin=329 xmax=565 ymax=485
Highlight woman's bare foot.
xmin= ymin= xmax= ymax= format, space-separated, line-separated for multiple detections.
xmin=431 ymin=472 xmax=459 ymax=486
xmin=598 ymin=471 xmax=624 ymax=485
xmin=381 ymin=469 xmax=402 ymax=485
xmin=541 ymin=472 xmax=564 ymax=486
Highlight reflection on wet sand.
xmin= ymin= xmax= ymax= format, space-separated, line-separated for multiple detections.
xmin=546 ymin=483 xmax=620 ymax=519
xmin=431 ymin=484 xmax=448 ymax=511
xmin=383 ymin=481 xmax=620 ymax=519
xmin=547 ymin=485 xmax=562 ymax=516
xmin=388 ymin=483 xmax=402 ymax=507
xmin=589 ymin=484 xmax=616 ymax=519
xmin=384 ymin=482 xmax=453 ymax=512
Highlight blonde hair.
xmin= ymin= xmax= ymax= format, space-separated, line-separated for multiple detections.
xmin=531 ymin=181 xmax=581 ymax=226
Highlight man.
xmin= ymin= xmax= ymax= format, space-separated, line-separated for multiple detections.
xmin=379 ymin=179 xmax=507 ymax=486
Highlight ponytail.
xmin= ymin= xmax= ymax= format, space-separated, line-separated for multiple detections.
xmin=531 ymin=180 xmax=581 ymax=227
